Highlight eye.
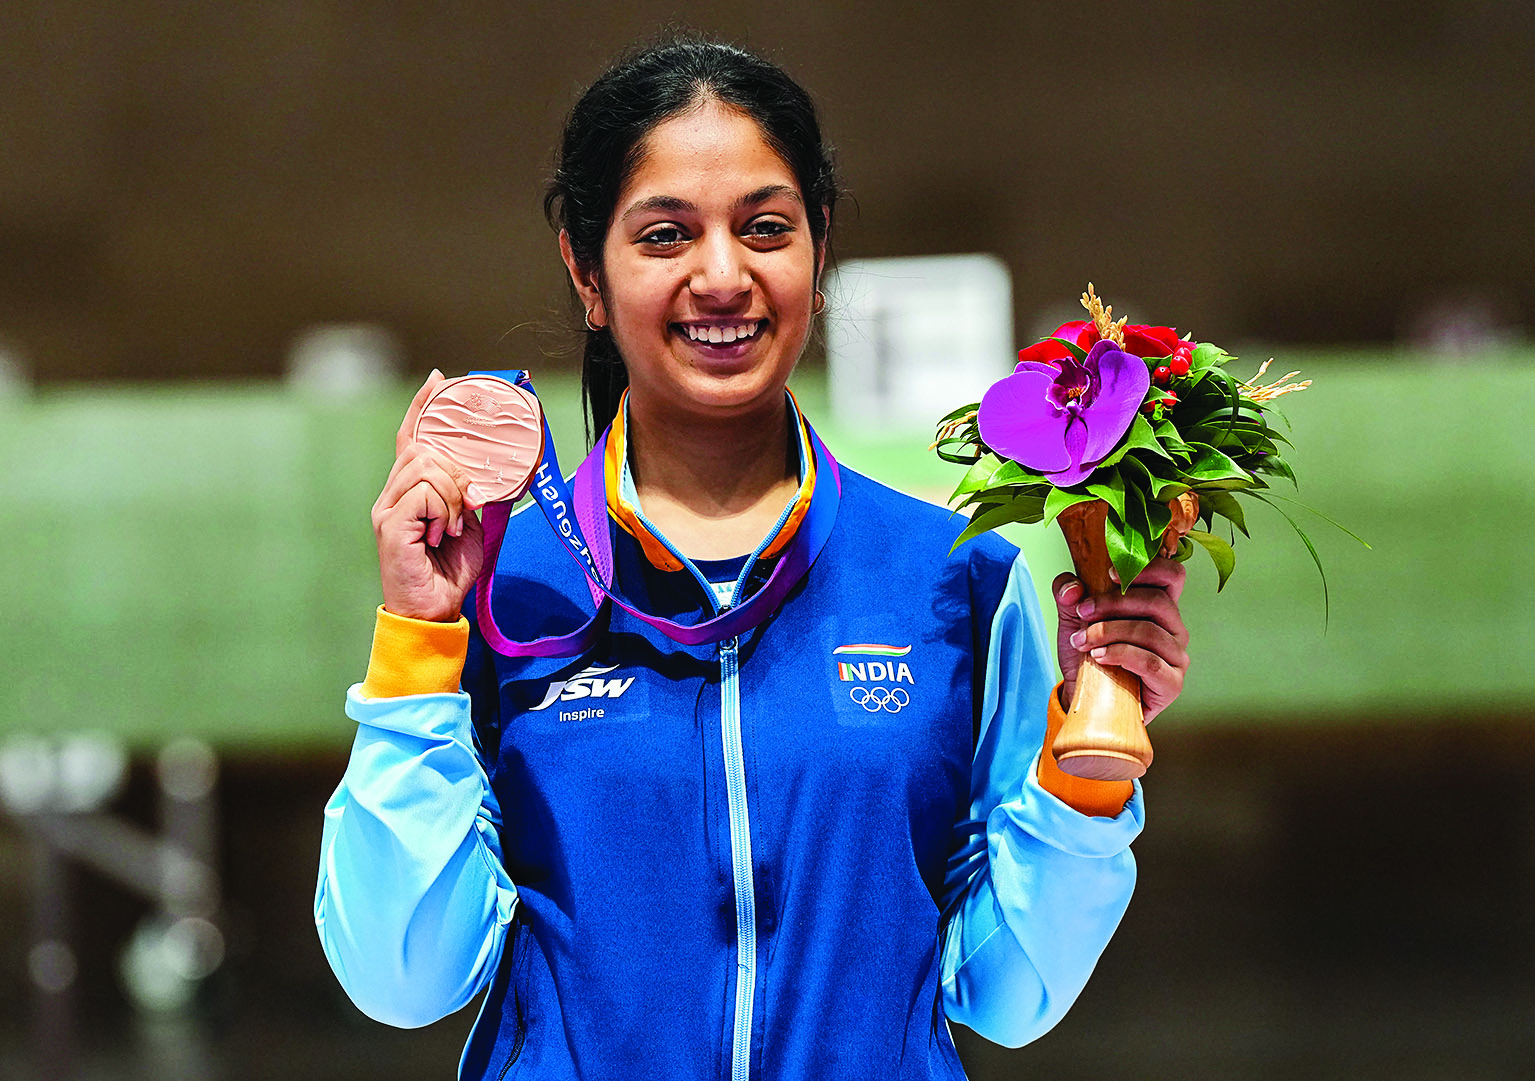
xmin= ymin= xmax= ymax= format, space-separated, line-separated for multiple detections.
xmin=745 ymin=217 xmax=794 ymax=240
xmin=637 ymin=224 xmax=687 ymax=247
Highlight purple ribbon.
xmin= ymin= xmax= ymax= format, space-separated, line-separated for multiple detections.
xmin=470 ymin=373 xmax=841 ymax=659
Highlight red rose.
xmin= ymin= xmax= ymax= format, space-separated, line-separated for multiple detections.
xmin=1120 ymin=323 xmax=1181 ymax=359
xmin=1016 ymin=319 xmax=1181 ymax=370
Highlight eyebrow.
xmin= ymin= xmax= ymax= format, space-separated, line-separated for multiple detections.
xmin=620 ymin=184 xmax=803 ymax=222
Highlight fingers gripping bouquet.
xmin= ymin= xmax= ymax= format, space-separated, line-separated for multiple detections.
xmin=933 ymin=285 xmax=1312 ymax=780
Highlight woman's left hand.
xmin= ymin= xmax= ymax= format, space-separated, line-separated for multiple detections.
xmin=1053 ymin=557 xmax=1190 ymax=724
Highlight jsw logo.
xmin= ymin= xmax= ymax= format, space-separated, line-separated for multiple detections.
xmin=529 ymin=665 xmax=635 ymax=711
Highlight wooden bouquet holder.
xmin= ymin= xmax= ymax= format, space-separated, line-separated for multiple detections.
xmin=1052 ymin=493 xmax=1199 ymax=780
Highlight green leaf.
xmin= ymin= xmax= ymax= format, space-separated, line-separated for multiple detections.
xmin=1252 ymin=454 xmax=1297 ymax=484
xmin=1120 ymin=452 xmax=1195 ymax=507
xmin=1116 ymin=452 xmax=1156 ymax=499
xmin=1104 ymin=481 xmax=1158 ymax=590
xmin=1041 ymin=486 xmax=1097 ymax=527
xmin=1211 ymin=368 xmax=1247 ymax=444
xmin=934 ymin=438 xmax=982 ymax=465
xmin=1151 ymin=416 xmax=1192 ymax=455
xmin=1150 ymin=476 xmax=1193 ymax=501
xmin=949 ymin=496 xmax=1048 ymax=550
xmin=1098 ymin=413 xmax=1171 ymax=468
xmin=1185 ymin=422 xmax=1290 ymax=451
xmin=1187 ymin=402 xmax=1269 ymax=427
xmin=1086 ymin=467 xmax=1127 ymax=521
xmin=1181 ymin=443 xmax=1250 ymax=484
xmin=1048 ymin=336 xmax=1088 ymax=362
xmin=1247 ymin=492 xmax=1330 ymax=623
xmin=1186 ymin=529 xmax=1236 ymax=591
xmin=1145 ymin=490 xmax=1173 ymax=540
xmin=990 ymin=459 xmax=1053 ymax=486
xmin=1185 ymin=426 xmax=1278 ymax=457
xmin=950 ymin=452 xmax=1004 ymax=500
xmin=1257 ymin=492 xmax=1373 ymax=550
xmin=936 ymin=400 xmax=981 ymax=425
xmin=1190 ymin=342 xmax=1230 ymax=371
xmin=953 ymin=483 xmax=1053 ymax=514
xmin=1201 ymin=489 xmax=1249 ymax=537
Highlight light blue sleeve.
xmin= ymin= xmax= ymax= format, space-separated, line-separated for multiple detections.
xmin=939 ymin=553 xmax=1144 ymax=1047
xmin=314 ymin=685 xmax=518 ymax=1028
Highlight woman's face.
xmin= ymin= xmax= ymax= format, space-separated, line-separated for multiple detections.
xmin=564 ymin=99 xmax=821 ymax=427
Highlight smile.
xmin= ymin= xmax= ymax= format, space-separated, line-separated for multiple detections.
xmin=678 ymin=320 xmax=765 ymax=344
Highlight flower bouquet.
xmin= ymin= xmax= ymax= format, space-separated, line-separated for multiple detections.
xmin=933 ymin=285 xmax=1315 ymax=780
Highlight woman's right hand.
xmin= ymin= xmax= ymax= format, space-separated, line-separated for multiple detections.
xmin=372 ymin=371 xmax=485 ymax=623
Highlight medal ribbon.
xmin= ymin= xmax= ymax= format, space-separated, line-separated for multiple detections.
xmin=469 ymin=371 xmax=841 ymax=658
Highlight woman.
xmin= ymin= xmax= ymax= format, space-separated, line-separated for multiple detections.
xmin=316 ymin=37 xmax=1189 ymax=1080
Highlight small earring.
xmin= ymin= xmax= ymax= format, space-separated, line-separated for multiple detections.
xmin=812 ymin=289 xmax=826 ymax=315
xmin=584 ymin=307 xmax=604 ymax=332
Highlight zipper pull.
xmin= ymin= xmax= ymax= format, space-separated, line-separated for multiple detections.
xmin=719 ymin=635 xmax=739 ymax=660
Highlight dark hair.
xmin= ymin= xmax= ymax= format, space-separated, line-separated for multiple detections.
xmin=544 ymin=36 xmax=839 ymax=441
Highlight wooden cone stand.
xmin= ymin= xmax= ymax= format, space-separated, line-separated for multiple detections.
xmin=1053 ymin=493 xmax=1198 ymax=781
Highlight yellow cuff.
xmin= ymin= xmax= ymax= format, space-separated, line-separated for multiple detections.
xmin=360 ymin=606 xmax=470 ymax=698
xmin=1036 ymin=683 xmax=1136 ymax=818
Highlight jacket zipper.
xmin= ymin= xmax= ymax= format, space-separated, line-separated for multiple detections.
xmin=718 ymin=633 xmax=755 ymax=1081
xmin=628 ymin=491 xmax=796 ymax=1081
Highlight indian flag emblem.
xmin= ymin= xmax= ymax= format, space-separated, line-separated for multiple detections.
xmin=832 ymin=644 xmax=911 ymax=657
xmin=833 ymin=644 xmax=915 ymax=685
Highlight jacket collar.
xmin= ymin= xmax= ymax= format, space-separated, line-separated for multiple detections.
xmin=603 ymin=390 xmax=818 ymax=573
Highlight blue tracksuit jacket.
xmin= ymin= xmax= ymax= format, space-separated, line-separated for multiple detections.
xmin=316 ymin=418 xmax=1143 ymax=1080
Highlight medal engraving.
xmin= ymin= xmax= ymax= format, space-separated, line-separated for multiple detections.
xmin=413 ymin=375 xmax=544 ymax=504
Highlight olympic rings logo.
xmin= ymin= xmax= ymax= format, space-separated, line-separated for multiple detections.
xmin=849 ymin=686 xmax=910 ymax=713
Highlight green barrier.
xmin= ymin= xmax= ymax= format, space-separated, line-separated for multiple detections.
xmin=2 ymin=355 xmax=1530 ymax=749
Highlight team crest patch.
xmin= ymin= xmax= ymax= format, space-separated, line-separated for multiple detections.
xmin=833 ymin=644 xmax=914 ymax=686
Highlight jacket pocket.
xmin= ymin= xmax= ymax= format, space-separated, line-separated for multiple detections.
xmin=496 ymin=917 xmax=533 ymax=1079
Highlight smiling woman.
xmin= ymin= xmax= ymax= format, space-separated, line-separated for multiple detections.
xmin=315 ymin=34 xmax=1189 ymax=1081
xmin=562 ymin=101 xmax=820 ymax=557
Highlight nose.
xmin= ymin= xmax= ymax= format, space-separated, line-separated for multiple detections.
xmin=688 ymin=230 xmax=752 ymax=303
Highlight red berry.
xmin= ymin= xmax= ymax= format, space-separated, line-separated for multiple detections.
xmin=1162 ymin=393 xmax=1178 ymax=408
xmin=1140 ymin=400 xmax=1158 ymax=414
xmin=1169 ymin=356 xmax=1191 ymax=377
xmin=1174 ymin=341 xmax=1194 ymax=360
xmin=1153 ymin=365 xmax=1172 ymax=384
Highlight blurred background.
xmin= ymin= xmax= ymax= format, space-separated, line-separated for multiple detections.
xmin=2 ymin=1 xmax=1533 ymax=1079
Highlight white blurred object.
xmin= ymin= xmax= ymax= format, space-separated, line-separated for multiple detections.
xmin=119 ymin=915 xmax=225 ymax=1014
xmin=157 ymin=738 xmax=218 ymax=803
xmin=285 ymin=322 xmax=404 ymax=397
xmin=824 ymin=254 xmax=1014 ymax=433
xmin=0 ymin=735 xmax=57 ymax=814
xmin=1401 ymin=290 xmax=1522 ymax=357
xmin=56 ymin=733 xmax=129 ymax=813
xmin=0 ymin=733 xmax=127 ymax=814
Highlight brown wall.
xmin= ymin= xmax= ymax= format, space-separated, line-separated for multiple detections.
xmin=2 ymin=0 xmax=1531 ymax=382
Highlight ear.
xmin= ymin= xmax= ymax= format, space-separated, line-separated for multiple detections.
xmin=559 ymin=230 xmax=605 ymax=328
xmin=813 ymin=206 xmax=831 ymax=289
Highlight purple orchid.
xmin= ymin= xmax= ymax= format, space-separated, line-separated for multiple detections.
xmin=977 ymin=339 xmax=1150 ymax=487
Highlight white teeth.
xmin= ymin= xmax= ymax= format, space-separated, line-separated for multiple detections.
xmin=683 ymin=321 xmax=759 ymax=344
